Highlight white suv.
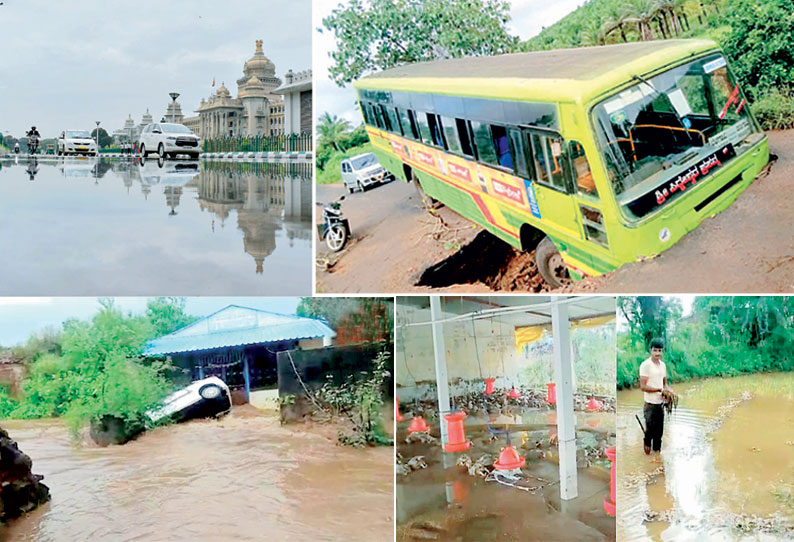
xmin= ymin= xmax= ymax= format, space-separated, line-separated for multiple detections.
xmin=139 ymin=122 xmax=200 ymax=160
xmin=57 ymin=130 xmax=97 ymax=156
xmin=341 ymin=152 xmax=392 ymax=193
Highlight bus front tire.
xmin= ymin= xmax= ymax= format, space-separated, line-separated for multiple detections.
xmin=536 ymin=236 xmax=571 ymax=289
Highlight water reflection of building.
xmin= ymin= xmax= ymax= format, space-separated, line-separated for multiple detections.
xmin=196 ymin=163 xmax=311 ymax=273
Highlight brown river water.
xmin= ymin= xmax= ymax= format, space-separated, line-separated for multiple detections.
xmin=0 ymin=407 xmax=393 ymax=542
xmin=617 ymin=372 xmax=794 ymax=541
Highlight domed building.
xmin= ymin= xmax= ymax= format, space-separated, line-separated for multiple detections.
xmin=190 ymin=40 xmax=286 ymax=139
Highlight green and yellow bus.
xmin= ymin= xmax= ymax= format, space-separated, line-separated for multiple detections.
xmin=353 ymin=40 xmax=769 ymax=286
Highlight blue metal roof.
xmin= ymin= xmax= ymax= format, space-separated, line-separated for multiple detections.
xmin=143 ymin=305 xmax=336 ymax=356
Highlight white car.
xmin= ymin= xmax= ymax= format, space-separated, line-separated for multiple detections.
xmin=57 ymin=130 xmax=97 ymax=156
xmin=146 ymin=376 xmax=232 ymax=424
xmin=139 ymin=122 xmax=200 ymax=160
xmin=341 ymin=152 xmax=393 ymax=193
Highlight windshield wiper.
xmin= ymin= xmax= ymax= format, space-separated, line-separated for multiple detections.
xmin=631 ymin=74 xmax=694 ymax=144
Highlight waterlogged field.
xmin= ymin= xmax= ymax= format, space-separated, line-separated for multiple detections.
xmin=617 ymin=372 xmax=794 ymax=541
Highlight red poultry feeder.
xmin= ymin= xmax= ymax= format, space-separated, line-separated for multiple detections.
xmin=444 ymin=411 xmax=472 ymax=453
xmin=494 ymin=445 xmax=526 ymax=471
xmin=587 ymin=397 xmax=603 ymax=411
xmin=546 ymin=382 xmax=557 ymax=405
xmin=396 ymin=396 xmax=405 ymax=423
xmin=408 ymin=416 xmax=430 ymax=433
xmin=508 ymin=387 xmax=521 ymax=400
xmin=484 ymin=378 xmax=495 ymax=396
xmin=604 ymin=446 xmax=616 ymax=517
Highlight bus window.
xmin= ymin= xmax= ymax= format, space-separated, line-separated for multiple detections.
xmin=440 ymin=116 xmax=462 ymax=155
xmin=416 ymin=112 xmax=433 ymax=145
xmin=426 ymin=113 xmax=445 ymax=148
xmin=490 ymin=125 xmax=514 ymax=170
xmin=456 ymin=119 xmax=475 ymax=158
xmin=378 ymin=105 xmax=393 ymax=132
xmin=530 ymin=132 xmax=567 ymax=192
xmin=406 ymin=110 xmax=421 ymax=141
xmin=470 ymin=121 xmax=498 ymax=165
xmin=382 ymin=105 xmax=400 ymax=134
xmin=569 ymin=141 xmax=598 ymax=197
xmin=397 ymin=108 xmax=416 ymax=139
xmin=360 ymin=103 xmax=372 ymax=125
xmin=508 ymin=128 xmax=530 ymax=179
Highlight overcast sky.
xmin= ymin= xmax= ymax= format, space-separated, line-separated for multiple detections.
xmin=0 ymin=0 xmax=310 ymax=138
xmin=0 ymin=297 xmax=303 ymax=346
xmin=314 ymin=0 xmax=584 ymax=124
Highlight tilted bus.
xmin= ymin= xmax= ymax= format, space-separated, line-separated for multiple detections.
xmin=353 ymin=40 xmax=769 ymax=287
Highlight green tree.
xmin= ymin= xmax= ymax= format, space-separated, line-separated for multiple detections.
xmin=316 ymin=112 xmax=352 ymax=152
xmin=90 ymin=127 xmax=113 ymax=149
xmin=145 ymin=297 xmax=197 ymax=338
xmin=322 ymin=0 xmax=519 ymax=86
xmin=721 ymin=0 xmax=794 ymax=99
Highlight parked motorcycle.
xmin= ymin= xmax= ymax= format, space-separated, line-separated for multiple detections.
xmin=317 ymin=196 xmax=350 ymax=251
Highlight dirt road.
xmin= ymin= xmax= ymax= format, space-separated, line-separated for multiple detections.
xmin=317 ymin=130 xmax=794 ymax=294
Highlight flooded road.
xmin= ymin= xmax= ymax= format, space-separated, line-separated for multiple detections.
xmin=397 ymin=408 xmax=616 ymax=541
xmin=617 ymin=373 xmax=794 ymax=541
xmin=0 ymin=407 xmax=393 ymax=542
xmin=0 ymin=157 xmax=312 ymax=295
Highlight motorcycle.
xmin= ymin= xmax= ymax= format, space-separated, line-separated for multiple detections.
xmin=14 ymin=143 xmax=20 ymax=154
xmin=317 ymin=195 xmax=350 ymax=252
xmin=27 ymin=134 xmax=40 ymax=155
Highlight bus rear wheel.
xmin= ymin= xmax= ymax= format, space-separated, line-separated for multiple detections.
xmin=536 ymin=236 xmax=572 ymax=289
xmin=410 ymin=169 xmax=438 ymax=208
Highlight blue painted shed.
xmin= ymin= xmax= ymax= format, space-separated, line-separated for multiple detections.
xmin=144 ymin=305 xmax=336 ymax=402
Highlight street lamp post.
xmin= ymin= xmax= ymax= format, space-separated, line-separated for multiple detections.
xmin=169 ymin=92 xmax=180 ymax=123
xmin=95 ymin=121 xmax=101 ymax=155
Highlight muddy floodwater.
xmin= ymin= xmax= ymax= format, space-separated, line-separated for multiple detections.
xmin=0 ymin=157 xmax=311 ymax=295
xmin=617 ymin=372 xmax=794 ymax=541
xmin=397 ymin=408 xmax=616 ymax=541
xmin=0 ymin=407 xmax=393 ymax=541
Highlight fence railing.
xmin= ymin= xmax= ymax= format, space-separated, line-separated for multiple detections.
xmin=202 ymin=132 xmax=312 ymax=153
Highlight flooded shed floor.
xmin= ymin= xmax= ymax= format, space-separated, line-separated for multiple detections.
xmin=0 ymin=406 xmax=393 ymax=542
xmin=397 ymin=408 xmax=616 ymax=541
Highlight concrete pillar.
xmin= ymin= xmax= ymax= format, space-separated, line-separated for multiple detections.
xmin=242 ymin=353 xmax=251 ymax=403
xmin=322 ymin=335 xmax=333 ymax=347
xmin=552 ymin=297 xmax=577 ymax=500
xmin=429 ymin=296 xmax=451 ymax=448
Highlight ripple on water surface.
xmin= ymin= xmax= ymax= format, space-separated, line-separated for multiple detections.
xmin=617 ymin=373 xmax=794 ymax=541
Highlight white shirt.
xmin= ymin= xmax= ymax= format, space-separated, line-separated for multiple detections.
xmin=639 ymin=357 xmax=666 ymax=404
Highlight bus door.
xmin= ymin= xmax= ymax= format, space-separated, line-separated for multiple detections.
xmin=515 ymin=127 xmax=583 ymax=242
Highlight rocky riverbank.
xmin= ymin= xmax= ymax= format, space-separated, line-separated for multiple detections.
xmin=0 ymin=425 xmax=50 ymax=522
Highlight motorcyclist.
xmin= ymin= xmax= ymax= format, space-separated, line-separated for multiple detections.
xmin=26 ymin=126 xmax=41 ymax=154
xmin=14 ymin=142 xmax=20 ymax=154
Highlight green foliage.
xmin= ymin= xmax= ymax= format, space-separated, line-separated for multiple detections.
xmin=3 ymin=298 xmax=197 ymax=434
xmin=90 ymin=127 xmax=113 ymax=149
xmin=750 ymin=89 xmax=794 ymax=130
xmin=618 ymin=296 xmax=794 ymax=388
xmin=145 ymin=297 xmax=198 ymax=338
xmin=316 ymin=350 xmax=393 ymax=447
xmin=317 ymin=112 xmax=352 ymax=153
xmin=297 ymin=297 xmax=394 ymax=343
xmin=0 ymin=387 xmax=18 ymax=418
xmin=322 ymin=0 xmax=519 ymax=86
xmin=721 ymin=0 xmax=794 ymax=100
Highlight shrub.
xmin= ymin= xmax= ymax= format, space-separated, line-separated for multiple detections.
xmin=750 ymin=89 xmax=794 ymax=130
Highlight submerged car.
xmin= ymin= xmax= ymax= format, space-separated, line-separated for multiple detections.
xmin=341 ymin=152 xmax=393 ymax=193
xmin=89 ymin=377 xmax=232 ymax=446
xmin=57 ymin=130 xmax=97 ymax=156
xmin=138 ymin=122 xmax=201 ymax=160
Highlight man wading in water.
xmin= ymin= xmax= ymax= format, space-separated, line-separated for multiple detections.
xmin=639 ymin=338 xmax=670 ymax=454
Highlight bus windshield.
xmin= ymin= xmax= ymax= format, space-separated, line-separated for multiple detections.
xmin=592 ymin=54 xmax=758 ymax=218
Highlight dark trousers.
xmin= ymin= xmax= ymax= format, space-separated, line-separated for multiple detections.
xmin=643 ymin=402 xmax=664 ymax=451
